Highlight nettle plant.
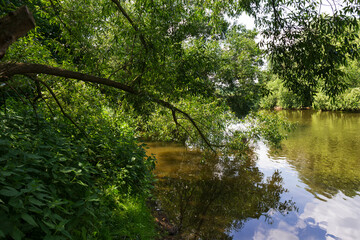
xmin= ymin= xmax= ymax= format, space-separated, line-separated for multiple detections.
xmin=0 ymin=102 xmax=155 ymax=239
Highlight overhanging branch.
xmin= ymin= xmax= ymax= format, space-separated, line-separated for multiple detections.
xmin=0 ymin=62 xmax=214 ymax=150
xmin=0 ymin=6 xmax=214 ymax=150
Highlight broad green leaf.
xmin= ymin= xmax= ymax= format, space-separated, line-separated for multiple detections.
xmin=28 ymin=206 xmax=42 ymax=214
xmin=9 ymin=197 xmax=24 ymax=208
xmin=21 ymin=213 xmax=38 ymax=227
xmin=29 ymin=197 xmax=45 ymax=206
xmin=43 ymin=220 xmax=56 ymax=229
xmin=11 ymin=227 xmax=24 ymax=240
xmin=0 ymin=187 xmax=20 ymax=197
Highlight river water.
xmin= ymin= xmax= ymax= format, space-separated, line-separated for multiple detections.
xmin=146 ymin=110 xmax=360 ymax=240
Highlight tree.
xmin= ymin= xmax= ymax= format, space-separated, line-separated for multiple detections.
xmin=252 ymin=0 xmax=360 ymax=105
xmin=0 ymin=0 xmax=264 ymax=148
xmin=1 ymin=0 xmax=358 ymax=144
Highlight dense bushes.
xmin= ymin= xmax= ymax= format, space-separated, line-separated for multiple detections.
xmin=313 ymin=88 xmax=360 ymax=111
xmin=0 ymin=101 xmax=157 ymax=239
xmin=259 ymin=77 xmax=304 ymax=109
xmin=260 ymin=76 xmax=360 ymax=112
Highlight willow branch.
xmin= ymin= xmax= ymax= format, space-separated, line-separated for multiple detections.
xmin=172 ymin=109 xmax=178 ymax=126
xmin=24 ymin=73 xmax=42 ymax=103
xmin=0 ymin=62 xmax=214 ymax=150
xmin=42 ymin=96 xmax=56 ymax=117
xmin=6 ymin=82 xmax=26 ymax=104
xmin=153 ymin=98 xmax=214 ymax=150
xmin=111 ymin=0 xmax=148 ymax=50
xmin=36 ymin=78 xmax=84 ymax=133
xmin=49 ymin=0 xmax=84 ymax=46
xmin=1 ymin=63 xmax=138 ymax=94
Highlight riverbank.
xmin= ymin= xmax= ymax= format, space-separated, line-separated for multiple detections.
xmin=148 ymin=199 xmax=181 ymax=240
xmin=260 ymin=76 xmax=360 ymax=112
xmin=272 ymin=105 xmax=360 ymax=112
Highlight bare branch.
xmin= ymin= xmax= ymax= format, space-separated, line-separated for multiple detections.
xmin=172 ymin=109 xmax=178 ymax=126
xmin=153 ymin=98 xmax=214 ymax=151
xmin=6 ymin=82 xmax=26 ymax=104
xmin=24 ymin=74 xmax=42 ymax=103
xmin=42 ymin=96 xmax=56 ymax=117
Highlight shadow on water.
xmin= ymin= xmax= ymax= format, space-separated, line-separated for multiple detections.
xmin=147 ymin=143 xmax=297 ymax=239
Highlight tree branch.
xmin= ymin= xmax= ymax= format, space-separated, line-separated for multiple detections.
xmin=36 ymin=78 xmax=84 ymax=133
xmin=111 ymin=0 xmax=148 ymax=51
xmin=1 ymin=63 xmax=138 ymax=94
xmin=0 ymin=62 xmax=214 ymax=150
xmin=152 ymin=98 xmax=214 ymax=150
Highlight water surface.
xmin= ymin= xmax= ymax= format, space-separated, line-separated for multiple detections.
xmin=146 ymin=110 xmax=360 ymax=240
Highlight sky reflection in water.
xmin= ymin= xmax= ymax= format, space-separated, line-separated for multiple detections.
xmin=236 ymin=142 xmax=360 ymax=240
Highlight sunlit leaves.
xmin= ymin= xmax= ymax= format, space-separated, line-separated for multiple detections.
xmin=255 ymin=0 xmax=360 ymax=104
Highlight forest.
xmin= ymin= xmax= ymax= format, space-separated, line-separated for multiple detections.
xmin=0 ymin=0 xmax=359 ymax=239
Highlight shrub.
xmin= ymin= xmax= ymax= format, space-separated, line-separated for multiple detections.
xmin=0 ymin=102 xmax=156 ymax=239
xmin=338 ymin=88 xmax=360 ymax=111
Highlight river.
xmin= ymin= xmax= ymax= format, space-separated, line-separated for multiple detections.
xmin=146 ymin=110 xmax=360 ymax=240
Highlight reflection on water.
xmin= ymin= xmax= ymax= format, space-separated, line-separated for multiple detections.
xmin=147 ymin=143 xmax=296 ymax=239
xmin=272 ymin=110 xmax=360 ymax=198
xmin=147 ymin=110 xmax=360 ymax=239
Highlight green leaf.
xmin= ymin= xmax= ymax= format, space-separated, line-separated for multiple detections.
xmin=11 ymin=227 xmax=24 ymax=240
xmin=28 ymin=206 xmax=42 ymax=214
xmin=9 ymin=197 xmax=24 ymax=208
xmin=86 ymin=195 xmax=99 ymax=202
xmin=21 ymin=213 xmax=38 ymax=227
xmin=38 ymin=221 xmax=51 ymax=235
xmin=29 ymin=197 xmax=45 ymax=206
xmin=0 ymin=229 xmax=5 ymax=238
xmin=0 ymin=187 xmax=20 ymax=197
xmin=43 ymin=220 xmax=56 ymax=229
xmin=0 ymin=171 xmax=12 ymax=177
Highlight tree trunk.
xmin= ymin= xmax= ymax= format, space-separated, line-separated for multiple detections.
xmin=0 ymin=6 xmax=35 ymax=59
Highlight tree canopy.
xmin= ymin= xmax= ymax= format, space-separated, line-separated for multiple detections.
xmin=1 ymin=0 xmax=358 ymax=129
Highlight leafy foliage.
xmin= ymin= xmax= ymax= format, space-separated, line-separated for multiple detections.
xmin=260 ymin=76 xmax=304 ymax=109
xmin=261 ymin=58 xmax=360 ymax=111
xmin=254 ymin=0 xmax=360 ymax=104
xmin=139 ymin=96 xmax=234 ymax=146
xmin=0 ymin=101 xmax=156 ymax=239
xmin=2 ymin=0 xmax=359 ymax=238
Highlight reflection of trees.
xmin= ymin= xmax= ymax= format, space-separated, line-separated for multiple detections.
xmin=272 ymin=110 xmax=360 ymax=198
xmin=154 ymin=150 xmax=296 ymax=239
